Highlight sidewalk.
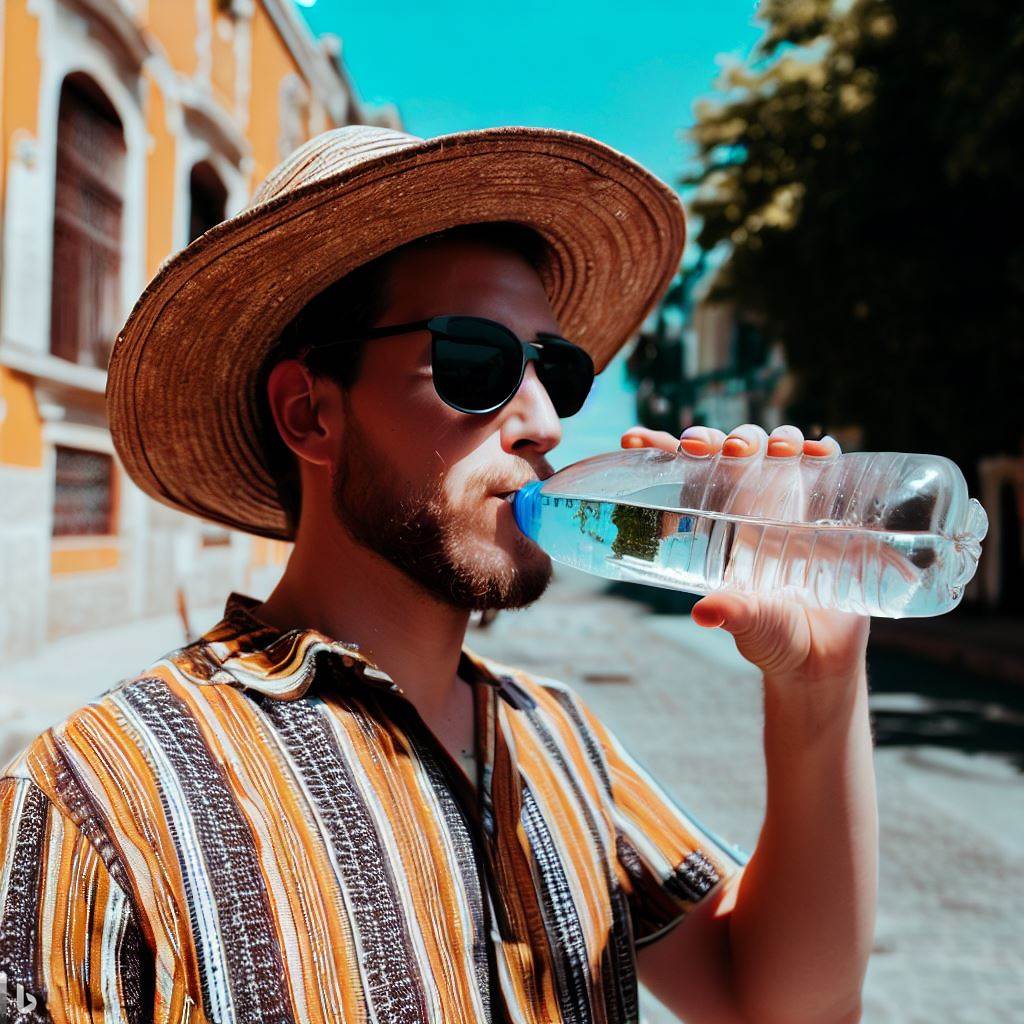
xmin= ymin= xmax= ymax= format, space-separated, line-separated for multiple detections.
xmin=0 ymin=604 xmax=222 ymax=767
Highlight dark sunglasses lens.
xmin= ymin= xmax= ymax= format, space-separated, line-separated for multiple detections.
xmin=432 ymin=323 xmax=522 ymax=412
xmin=538 ymin=343 xmax=594 ymax=417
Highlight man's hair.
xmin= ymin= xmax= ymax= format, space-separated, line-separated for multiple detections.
xmin=258 ymin=220 xmax=548 ymax=534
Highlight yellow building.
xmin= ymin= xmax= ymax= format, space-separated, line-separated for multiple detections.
xmin=0 ymin=0 xmax=400 ymax=660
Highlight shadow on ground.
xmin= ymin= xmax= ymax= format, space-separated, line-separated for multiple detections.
xmin=606 ymin=581 xmax=1024 ymax=772
xmin=866 ymin=646 xmax=1024 ymax=772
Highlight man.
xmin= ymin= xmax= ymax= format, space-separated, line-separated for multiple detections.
xmin=0 ymin=126 xmax=876 ymax=1023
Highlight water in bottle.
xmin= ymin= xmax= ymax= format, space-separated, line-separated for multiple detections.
xmin=511 ymin=447 xmax=988 ymax=618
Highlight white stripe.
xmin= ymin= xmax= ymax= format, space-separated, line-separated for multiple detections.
xmin=604 ymin=725 xmax=746 ymax=869
xmin=489 ymin=884 xmax=531 ymax=1024
xmin=196 ymin=694 xmax=311 ymax=1023
xmin=516 ymin=756 xmax=607 ymax=970
xmin=538 ymin=688 xmax=699 ymax=889
xmin=101 ymin=879 xmax=127 ymax=1023
xmin=77 ymin=837 xmax=94 ymax=993
xmin=522 ymin=698 xmax=621 ymax=894
xmin=223 ymin=696 xmax=345 ymax=1024
xmin=38 ymin=805 xmax=64 ymax=1012
xmin=323 ymin=704 xmax=460 ymax=1024
xmin=54 ymin=732 xmax=183 ymax=976
xmin=401 ymin=752 xmax=490 ymax=1024
xmin=252 ymin=698 xmax=381 ymax=1024
xmin=110 ymin=692 xmax=235 ymax=1024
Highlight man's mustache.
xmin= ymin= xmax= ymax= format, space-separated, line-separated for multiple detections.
xmin=472 ymin=455 xmax=554 ymax=497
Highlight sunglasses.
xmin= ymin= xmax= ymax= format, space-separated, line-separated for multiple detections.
xmin=310 ymin=314 xmax=595 ymax=417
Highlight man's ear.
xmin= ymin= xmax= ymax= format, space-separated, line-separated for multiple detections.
xmin=266 ymin=359 xmax=342 ymax=468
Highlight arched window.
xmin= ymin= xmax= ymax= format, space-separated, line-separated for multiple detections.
xmin=49 ymin=73 xmax=126 ymax=368
xmin=188 ymin=160 xmax=228 ymax=243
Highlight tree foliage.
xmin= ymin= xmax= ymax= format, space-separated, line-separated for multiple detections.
xmin=685 ymin=0 xmax=1024 ymax=478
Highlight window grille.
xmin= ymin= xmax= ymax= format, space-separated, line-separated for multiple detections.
xmin=52 ymin=446 xmax=115 ymax=537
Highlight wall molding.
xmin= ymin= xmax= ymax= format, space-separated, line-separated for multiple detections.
xmin=65 ymin=0 xmax=157 ymax=72
xmin=0 ymin=345 xmax=107 ymax=395
xmin=261 ymin=0 xmax=352 ymax=125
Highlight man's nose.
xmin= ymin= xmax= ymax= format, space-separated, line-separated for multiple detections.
xmin=499 ymin=362 xmax=562 ymax=457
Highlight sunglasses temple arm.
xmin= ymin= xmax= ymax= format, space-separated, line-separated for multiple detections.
xmin=313 ymin=319 xmax=433 ymax=352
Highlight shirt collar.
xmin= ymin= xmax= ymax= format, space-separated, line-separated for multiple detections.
xmin=195 ymin=592 xmax=506 ymax=702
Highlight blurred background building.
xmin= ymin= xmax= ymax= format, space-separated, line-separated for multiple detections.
xmin=629 ymin=258 xmax=791 ymax=441
xmin=0 ymin=0 xmax=401 ymax=660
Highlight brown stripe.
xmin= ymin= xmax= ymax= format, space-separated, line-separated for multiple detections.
xmin=114 ymin=883 xmax=153 ymax=1024
xmin=520 ymin=697 xmax=638 ymax=1024
xmin=0 ymin=781 xmax=48 ymax=1020
xmin=256 ymin=693 xmax=431 ymax=1023
xmin=119 ymin=678 xmax=294 ymax=1024
xmin=48 ymin=735 xmax=134 ymax=898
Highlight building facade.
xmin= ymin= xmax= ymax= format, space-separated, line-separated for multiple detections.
xmin=0 ymin=0 xmax=400 ymax=660
xmin=629 ymin=261 xmax=791 ymax=440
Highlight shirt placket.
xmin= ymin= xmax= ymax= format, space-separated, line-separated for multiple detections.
xmin=359 ymin=661 xmax=513 ymax=1024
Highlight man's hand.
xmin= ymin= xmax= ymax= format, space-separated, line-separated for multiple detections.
xmin=624 ymin=422 xmax=876 ymax=1024
xmin=620 ymin=421 xmax=870 ymax=689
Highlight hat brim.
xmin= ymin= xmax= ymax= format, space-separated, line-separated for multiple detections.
xmin=107 ymin=125 xmax=685 ymax=540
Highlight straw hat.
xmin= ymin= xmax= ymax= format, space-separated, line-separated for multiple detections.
xmin=107 ymin=124 xmax=686 ymax=540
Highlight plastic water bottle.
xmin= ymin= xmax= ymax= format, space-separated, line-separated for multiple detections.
xmin=512 ymin=447 xmax=988 ymax=618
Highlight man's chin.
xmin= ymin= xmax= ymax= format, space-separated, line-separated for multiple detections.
xmin=486 ymin=558 xmax=553 ymax=612
xmin=448 ymin=544 xmax=553 ymax=612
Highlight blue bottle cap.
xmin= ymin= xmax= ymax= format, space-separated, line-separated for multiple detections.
xmin=512 ymin=480 xmax=544 ymax=539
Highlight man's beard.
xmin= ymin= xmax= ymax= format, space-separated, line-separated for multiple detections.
xmin=330 ymin=416 xmax=552 ymax=612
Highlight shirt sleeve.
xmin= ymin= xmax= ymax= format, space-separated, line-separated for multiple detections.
xmin=0 ymin=775 xmax=153 ymax=1023
xmin=568 ymin=691 xmax=751 ymax=949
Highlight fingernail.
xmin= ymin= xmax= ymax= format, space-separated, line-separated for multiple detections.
xmin=767 ymin=440 xmax=798 ymax=457
xmin=694 ymin=611 xmax=725 ymax=629
xmin=803 ymin=438 xmax=833 ymax=457
xmin=680 ymin=437 xmax=710 ymax=456
xmin=623 ymin=435 xmax=645 ymax=448
xmin=722 ymin=437 xmax=751 ymax=457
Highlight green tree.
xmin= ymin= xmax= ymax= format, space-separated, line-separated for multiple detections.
xmin=685 ymin=0 xmax=1024 ymax=481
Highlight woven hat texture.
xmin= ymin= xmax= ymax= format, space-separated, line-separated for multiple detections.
xmin=107 ymin=124 xmax=686 ymax=539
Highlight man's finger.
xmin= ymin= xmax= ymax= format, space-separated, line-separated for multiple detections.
xmin=691 ymin=592 xmax=757 ymax=632
xmin=721 ymin=423 xmax=770 ymax=459
xmin=678 ymin=425 xmax=728 ymax=456
xmin=621 ymin=426 xmax=680 ymax=452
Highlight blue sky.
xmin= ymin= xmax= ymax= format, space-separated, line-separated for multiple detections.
xmin=296 ymin=1 xmax=763 ymax=191
xmin=293 ymin=1 xmax=765 ymax=465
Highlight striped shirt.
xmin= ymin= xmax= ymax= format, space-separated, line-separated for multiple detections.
xmin=0 ymin=592 xmax=747 ymax=1024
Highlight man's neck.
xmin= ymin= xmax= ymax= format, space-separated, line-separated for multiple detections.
xmin=254 ymin=531 xmax=472 ymax=723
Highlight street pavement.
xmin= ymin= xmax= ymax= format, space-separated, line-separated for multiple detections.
xmin=1 ymin=572 xmax=1021 ymax=1022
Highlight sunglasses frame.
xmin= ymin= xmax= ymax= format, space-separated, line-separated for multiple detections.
xmin=310 ymin=314 xmax=595 ymax=416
